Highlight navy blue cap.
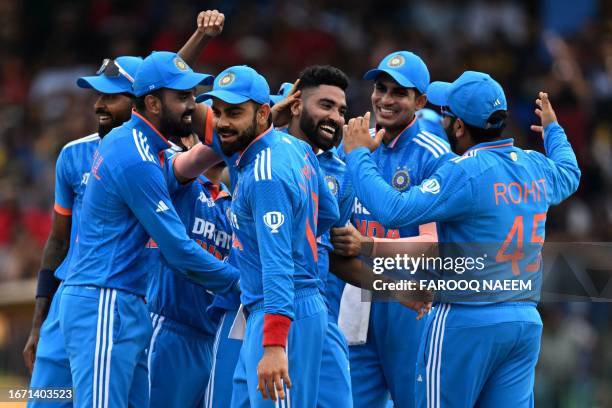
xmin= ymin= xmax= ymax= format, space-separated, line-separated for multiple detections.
xmin=270 ymin=82 xmax=293 ymax=105
xmin=77 ymin=56 xmax=143 ymax=95
xmin=363 ymin=51 xmax=430 ymax=93
xmin=132 ymin=51 xmax=213 ymax=97
xmin=196 ymin=66 xmax=270 ymax=105
xmin=427 ymin=71 xmax=507 ymax=129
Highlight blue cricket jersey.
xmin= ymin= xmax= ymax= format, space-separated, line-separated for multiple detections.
xmin=53 ymin=133 xmax=100 ymax=281
xmin=65 ymin=111 xmax=239 ymax=297
xmin=348 ymin=116 xmax=453 ymax=239
xmin=315 ymin=147 xmax=355 ymax=321
xmin=230 ymin=128 xmax=339 ymax=318
xmin=146 ymin=167 xmax=233 ymax=335
xmin=345 ymin=122 xmax=581 ymax=302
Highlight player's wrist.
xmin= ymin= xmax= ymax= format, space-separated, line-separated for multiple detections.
xmin=263 ymin=314 xmax=292 ymax=348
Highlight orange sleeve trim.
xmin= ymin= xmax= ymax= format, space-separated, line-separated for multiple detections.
xmin=204 ymin=106 xmax=214 ymax=146
xmin=54 ymin=203 xmax=72 ymax=216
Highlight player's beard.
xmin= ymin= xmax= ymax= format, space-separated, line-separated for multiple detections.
xmin=299 ymin=109 xmax=341 ymax=151
xmin=218 ymin=115 xmax=258 ymax=156
xmin=159 ymin=105 xmax=194 ymax=145
xmin=96 ymin=108 xmax=130 ymax=138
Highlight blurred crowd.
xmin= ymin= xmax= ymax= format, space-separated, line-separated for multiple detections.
xmin=0 ymin=0 xmax=610 ymax=404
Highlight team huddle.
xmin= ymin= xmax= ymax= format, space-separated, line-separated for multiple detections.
xmin=22 ymin=10 xmax=580 ymax=408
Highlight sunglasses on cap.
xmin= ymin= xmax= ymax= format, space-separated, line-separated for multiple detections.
xmin=441 ymin=106 xmax=456 ymax=119
xmin=96 ymin=58 xmax=135 ymax=83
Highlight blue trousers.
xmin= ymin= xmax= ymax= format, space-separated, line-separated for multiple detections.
xmin=148 ymin=313 xmax=215 ymax=407
xmin=349 ymin=301 xmax=425 ymax=408
xmin=204 ymin=309 xmax=243 ymax=408
xmin=317 ymin=319 xmax=352 ymax=407
xmin=28 ymin=283 xmax=72 ymax=408
xmin=232 ymin=289 xmax=327 ymax=408
xmin=59 ymin=285 xmax=151 ymax=408
xmin=415 ymin=303 xmax=542 ymax=408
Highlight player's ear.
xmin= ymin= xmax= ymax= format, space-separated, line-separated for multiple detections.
xmin=257 ymin=103 xmax=271 ymax=127
xmin=144 ymin=94 xmax=162 ymax=115
xmin=455 ymin=118 xmax=465 ymax=138
xmin=290 ymin=98 xmax=301 ymax=117
xmin=415 ymin=92 xmax=427 ymax=110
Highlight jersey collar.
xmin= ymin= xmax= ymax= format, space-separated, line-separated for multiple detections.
xmin=236 ymin=125 xmax=275 ymax=167
xmin=131 ymin=110 xmax=172 ymax=153
xmin=382 ymin=115 xmax=418 ymax=149
xmin=464 ymin=138 xmax=515 ymax=155
xmin=197 ymin=175 xmax=231 ymax=201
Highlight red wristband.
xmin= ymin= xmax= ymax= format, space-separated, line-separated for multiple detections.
xmin=263 ymin=314 xmax=292 ymax=347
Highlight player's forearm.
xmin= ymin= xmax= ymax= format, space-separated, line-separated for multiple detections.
xmin=177 ymin=31 xmax=212 ymax=67
xmin=346 ymin=148 xmax=427 ymax=228
xmin=543 ymin=122 xmax=581 ymax=201
xmin=173 ymin=143 xmax=222 ymax=182
xmin=29 ymin=296 xmax=52 ymax=332
xmin=370 ymin=223 xmax=438 ymax=258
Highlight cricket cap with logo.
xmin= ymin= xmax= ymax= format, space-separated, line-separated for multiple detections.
xmin=363 ymin=51 xmax=430 ymax=93
xmin=427 ymin=71 xmax=507 ymax=129
xmin=132 ymin=51 xmax=213 ymax=97
xmin=77 ymin=56 xmax=143 ymax=95
xmin=196 ymin=65 xmax=270 ymax=105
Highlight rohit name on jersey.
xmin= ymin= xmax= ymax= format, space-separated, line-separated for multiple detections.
xmin=192 ymin=217 xmax=231 ymax=259
xmin=493 ymin=179 xmax=548 ymax=206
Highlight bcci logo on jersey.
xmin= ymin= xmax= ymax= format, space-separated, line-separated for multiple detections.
xmin=392 ymin=168 xmax=411 ymax=191
xmin=263 ymin=211 xmax=284 ymax=233
xmin=325 ymin=175 xmax=339 ymax=196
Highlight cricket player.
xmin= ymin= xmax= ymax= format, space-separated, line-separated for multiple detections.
xmin=22 ymin=55 xmax=142 ymax=408
xmin=342 ymin=71 xmax=580 ymax=407
xmin=198 ymin=65 xmax=340 ymax=407
xmin=147 ymin=150 xmax=233 ymax=407
xmin=58 ymin=51 xmax=240 ymax=408
xmin=332 ymin=50 xmax=453 ymax=408
xmin=283 ymin=65 xmax=355 ymax=407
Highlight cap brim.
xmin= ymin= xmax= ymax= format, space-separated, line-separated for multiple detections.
xmin=76 ymin=75 xmax=132 ymax=94
xmin=196 ymin=89 xmax=251 ymax=105
xmin=426 ymin=81 xmax=452 ymax=107
xmin=269 ymin=94 xmax=285 ymax=105
xmin=363 ymin=68 xmax=417 ymax=89
xmin=166 ymin=72 xmax=214 ymax=92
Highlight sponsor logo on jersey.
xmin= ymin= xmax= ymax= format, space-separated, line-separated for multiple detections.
xmin=325 ymin=175 xmax=339 ymax=196
xmin=156 ymin=200 xmax=170 ymax=212
xmin=198 ymin=191 xmax=215 ymax=207
xmin=81 ymin=172 xmax=91 ymax=186
xmin=392 ymin=167 xmax=411 ymax=191
xmin=263 ymin=211 xmax=284 ymax=233
xmin=420 ymin=179 xmax=441 ymax=194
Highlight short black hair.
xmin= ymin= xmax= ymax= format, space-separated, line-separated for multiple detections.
xmin=464 ymin=110 xmax=508 ymax=143
xmin=296 ymin=65 xmax=349 ymax=92
xmin=133 ymin=89 xmax=164 ymax=112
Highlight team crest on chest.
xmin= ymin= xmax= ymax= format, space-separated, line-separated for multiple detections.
xmin=325 ymin=175 xmax=339 ymax=196
xmin=392 ymin=167 xmax=411 ymax=191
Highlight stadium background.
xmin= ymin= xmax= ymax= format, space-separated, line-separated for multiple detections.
xmin=0 ymin=0 xmax=610 ymax=406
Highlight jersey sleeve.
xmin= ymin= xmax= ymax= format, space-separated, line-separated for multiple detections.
xmin=54 ymin=148 xmax=74 ymax=216
xmin=250 ymin=176 xmax=296 ymax=319
xmin=346 ymin=147 xmax=474 ymax=228
xmin=315 ymin=159 xmax=340 ymax=235
xmin=162 ymin=150 xmax=190 ymax=196
xmin=539 ymin=122 xmax=581 ymax=205
xmin=417 ymin=130 xmax=456 ymax=177
xmin=117 ymin=161 xmax=239 ymax=293
xmin=337 ymin=173 xmax=355 ymax=227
